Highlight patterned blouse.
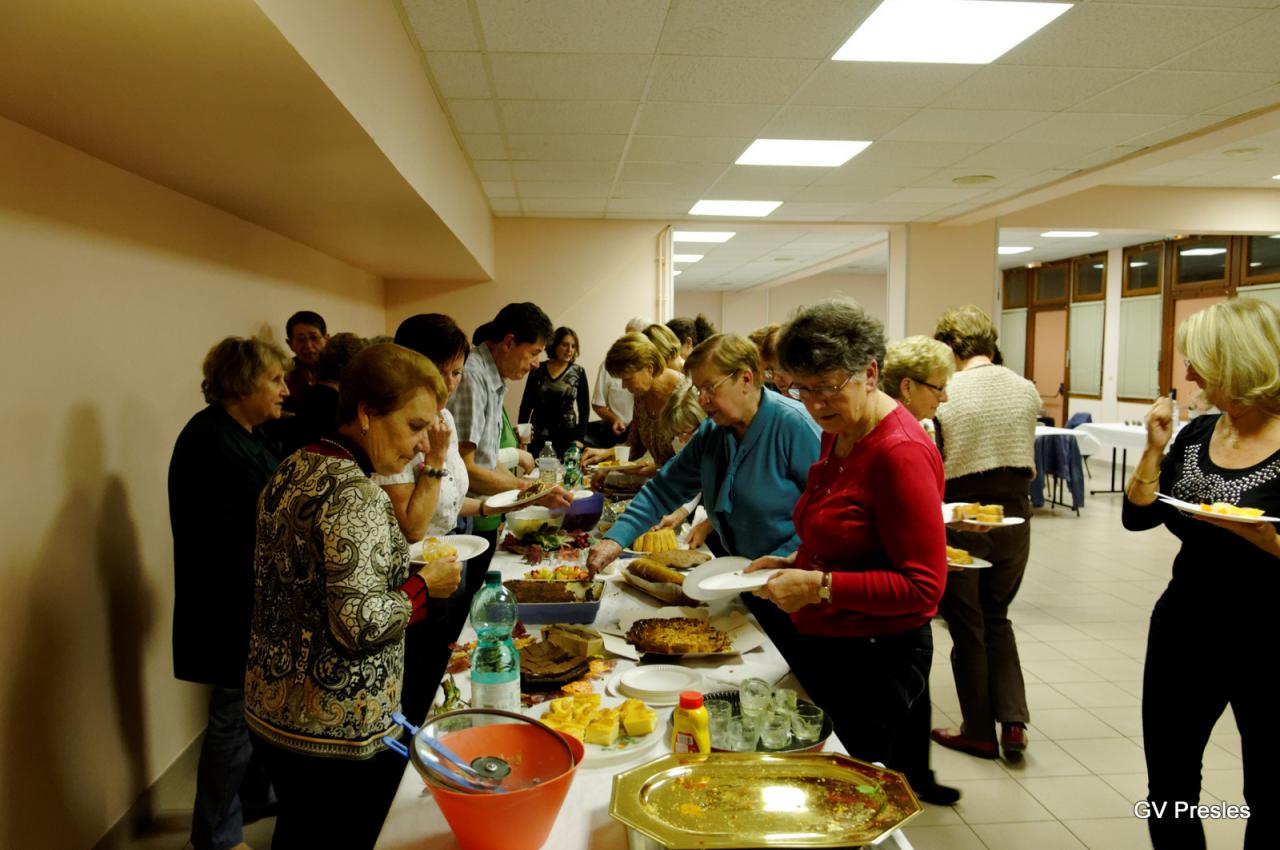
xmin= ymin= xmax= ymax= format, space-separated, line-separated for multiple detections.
xmin=627 ymin=370 xmax=688 ymax=468
xmin=245 ymin=437 xmax=416 ymax=760
xmin=518 ymin=361 xmax=589 ymax=456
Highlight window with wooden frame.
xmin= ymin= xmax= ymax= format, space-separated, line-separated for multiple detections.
xmin=1239 ymin=234 xmax=1280 ymax=287
xmin=1002 ymin=267 xmax=1028 ymax=308
xmin=1122 ymin=242 xmax=1163 ymax=297
xmin=1072 ymin=253 xmax=1106 ymax=302
xmin=1031 ymin=260 xmax=1069 ymax=305
xmin=1172 ymin=235 xmax=1230 ymax=290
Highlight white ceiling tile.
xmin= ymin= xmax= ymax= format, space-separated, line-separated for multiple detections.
xmin=626 ymin=135 xmax=750 ymax=163
xmin=499 ymin=101 xmax=639 ymax=135
xmin=521 ymin=198 xmax=608 ymax=215
xmin=792 ymin=63 xmax=978 ymax=108
xmin=842 ymin=202 xmax=949 ymax=221
xmin=849 ymin=140 xmax=988 ymax=169
xmin=472 ymin=160 xmax=514 ymax=181
xmin=446 ymin=99 xmax=500 ymax=134
xmin=1166 ymin=10 xmax=1280 ymax=73
xmin=1071 ymin=70 xmax=1278 ymax=115
xmin=488 ymin=54 xmax=651 ymax=100
xmin=636 ymin=102 xmax=776 ymax=138
xmin=506 ymin=134 xmax=627 ymax=161
xmin=817 ymin=164 xmax=940 ymax=186
xmin=618 ymin=161 xmax=727 ymax=183
xmin=1005 ymin=113 xmax=1184 ymax=145
xmin=715 ymin=165 xmax=824 ymax=186
xmin=647 ymin=56 xmax=820 ymax=104
xmin=474 ymin=0 xmax=668 ymax=52
xmin=696 ymin=184 xmax=806 ymax=201
xmin=1120 ymin=115 xmax=1227 ymax=149
xmin=426 ymin=52 xmax=491 ymax=99
xmin=488 ymin=198 xmax=523 ymax=215
xmin=761 ymin=106 xmax=915 ymax=140
xmin=659 ymin=0 xmax=876 ymax=59
xmin=787 ymin=184 xmax=900 ymax=203
xmin=460 ymin=133 xmax=507 ymax=159
xmin=883 ymin=187 xmax=991 ymax=204
xmin=1056 ymin=148 xmax=1131 ymax=171
xmin=930 ymin=66 xmax=1139 ymax=112
xmin=952 ymin=143 xmax=1111 ymax=171
xmin=517 ymin=181 xmax=612 ymax=198
xmin=1097 ymin=0 xmax=1277 ymax=6
xmin=402 ymin=0 xmax=478 ymax=51
xmin=482 ymin=180 xmax=517 ymax=197
xmin=606 ymin=198 xmax=696 ymax=215
xmin=767 ymin=202 xmax=877 ymax=218
xmin=613 ymin=181 xmax=707 ymax=200
xmin=913 ymin=167 xmax=1047 ymax=188
xmin=1205 ymin=84 xmax=1280 ymax=117
xmin=511 ymin=161 xmax=617 ymax=181
xmin=997 ymin=4 xmax=1260 ymax=69
xmin=883 ymin=110 xmax=1052 ymax=143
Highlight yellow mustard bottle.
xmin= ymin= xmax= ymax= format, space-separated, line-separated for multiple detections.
xmin=672 ymin=691 xmax=711 ymax=753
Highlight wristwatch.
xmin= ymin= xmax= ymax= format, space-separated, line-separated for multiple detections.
xmin=817 ymin=571 xmax=833 ymax=604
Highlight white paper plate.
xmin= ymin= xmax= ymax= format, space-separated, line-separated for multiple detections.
xmin=618 ymin=664 xmax=703 ymax=700
xmin=409 ymin=534 xmax=489 ymax=563
xmin=943 ymin=503 xmax=1025 ymax=527
xmin=603 ymin=669 xmax=688 ymax=707
xmin=487 ymin=487 xmax=554 ymax=510
xmin=682 ymin=557 xmax=753 ymax=602
xmin=1156 ymin=494 xmax=1279 ymax=524
xmin=699 ymin=568 xmax=781 ymax=592
xmin=526 ymin=694 xmax=668 ymax=766
xmin=948 ymin=555 xmax=993 ymax=569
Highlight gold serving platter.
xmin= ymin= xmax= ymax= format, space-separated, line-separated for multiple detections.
xmin=609 ymin=752 xmax=921 ymax=849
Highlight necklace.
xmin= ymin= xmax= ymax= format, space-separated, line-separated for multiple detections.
xmin=320 ymin=436 xmax=356 ymax=460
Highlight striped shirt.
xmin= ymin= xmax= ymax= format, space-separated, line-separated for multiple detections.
xmin=446 ymin=343 xmax=507 ymax=491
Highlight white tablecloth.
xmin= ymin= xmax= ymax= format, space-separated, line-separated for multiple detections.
xmin=1076 ymin=422 xmax=1149 ymax=453
xmin=1034 ymin=425 xmax=1103 ymax=457
xmin=373 ymin=548 xmax=917 ymax=850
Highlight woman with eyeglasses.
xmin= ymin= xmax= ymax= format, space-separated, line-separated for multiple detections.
xmin=927 ymin=305 xmax=1040 ymax=763
xmin=585 ymin=334 xmax=821 ymax=582
xmin=880 ymin=336 xmax=954 ymax=423
xmin=741 ymin=300 xmax=956 ymax=805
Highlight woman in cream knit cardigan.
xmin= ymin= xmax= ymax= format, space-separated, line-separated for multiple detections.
xmin=928 ymin=306 xmax=1041 ymax=762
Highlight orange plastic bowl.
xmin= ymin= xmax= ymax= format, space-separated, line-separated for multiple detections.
xmin=424 ymin=725 xmax=584 ymax=850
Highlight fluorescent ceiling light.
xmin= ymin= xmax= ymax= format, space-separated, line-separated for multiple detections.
xmin=736 ymin=139 xmax=871 ymax=167
xmin=998 ymin=246 xmax=1033 ymax=255
xmin=1180 ymin=247 xmax=1227 ymax=256
xmin=1268 ymin=234 xmax=1280 ymax=239
xmin=833 ymin=0 xmax=1072 ymax=64
xmin=1129 ymin=261 xmax=1149 ymax=268
xmin=672 ymin=270 xmax=682 ymax=276
xmin=1273 ymin=174 xmax=1280 ymax=180
xmin=673 ymin=254 xmax=704 ymax=263
xmin=1041 ymin=230 xmax=1097 ymax=238
xmin=673 ymin=231 xmax=736 ymax=243
xmin=1092 ymin=264 xmax=1104 ymax=269
xmin=689 ymin=200 xmax=782 ymax=217
xmin=1250 ymin=262 xmax=1262 ymax=268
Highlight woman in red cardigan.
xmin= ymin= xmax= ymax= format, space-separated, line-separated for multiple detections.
xmin=746 ymin=299 xmax=956 ymax=805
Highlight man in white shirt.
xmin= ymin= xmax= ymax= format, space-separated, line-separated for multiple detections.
xmin=586 ymin=316 xmax=649 ymax=447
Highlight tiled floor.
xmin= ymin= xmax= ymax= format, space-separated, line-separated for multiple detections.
xmin=112 ymin=470 xmax=1248 ymax=850
xmin=915 ymin=482 xmax=1248 ymax=850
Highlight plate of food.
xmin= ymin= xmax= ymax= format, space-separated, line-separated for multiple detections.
xmin=408 ymin=534 xmax=489 ymax=563
xmin=621 ymin=558 xmax=700 ymax=607
xmin=698 ymin=567 xmax=781 ymax=592
xmin=532 ymin=693 xmax=666 ymax=766
xmin=946 ymin=545 xmax=992 ymax=569
xmin=500 ymin=527 xmax=592 ymax=565
xmin=944 ymin=502 xmax=1026 ymax=527
xmin=487 ymin=481 xmax=557 ymax=511
xmin=607 ymin=607 xmax=766 ymax=659
xmin=1156 ymin=494 xmax=1279 ymax=523
xmin=682 ymin=557 xmax=753 ymax=602
xmin=622 ymin=528 xmax=687 ymax=556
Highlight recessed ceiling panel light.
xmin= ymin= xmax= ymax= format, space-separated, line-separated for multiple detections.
xmin=1041 ymin=230 xmax=1098 ymax=238
xmin=833 ymin=0 xmax=1072 ymax=64
xmin=672 ymin=270 xmax=682 ymax=276
xmin=689 ymin=200 xmax=782 ymax=217
xmin=673 ymin=254 xmax=704 ymax=263
xmin=998 ymin=246 xmax=1033 ymax=255
xmin=1179 ymin=247 xmax=1227 ymax=256
xmin=673 ymin=231 xmax=736 ymax=243
xmin=1272 ymin=174 xmax=1280 ymax=180
xmin=736 ymin=139 xmax=871 ymax=167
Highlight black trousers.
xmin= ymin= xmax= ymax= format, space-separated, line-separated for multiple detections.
xmin=250 ymin=735 xmax=405 ymax=850
xmin=1142 ymin=594 xmax=1269 ymax=849
xmin=787 ymin=624 xmax=936 ymax=789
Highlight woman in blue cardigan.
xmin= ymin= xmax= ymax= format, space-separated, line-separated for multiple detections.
xmin=587 ymin=334 xmax=821 ymax=617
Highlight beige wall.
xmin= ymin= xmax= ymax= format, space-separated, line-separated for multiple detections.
xmin=0 ymin=117 xmax=385 ymax=850
xmin=386 ymin=218 xmax=664 ymax=420
xmin=676 ymin=273 xmax=886 ymax=339
xmin=904 ymin=221 xmax=998 ymax=336
xmin=672 ymin=290 xmax=724 ymax=332
xmin=1000 ymin=186 xmax=1280 ymax=234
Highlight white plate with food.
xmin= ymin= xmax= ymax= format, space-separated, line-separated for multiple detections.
xmin=943 ymin=502 xmax=1025 ymax=527
xmin=409 ymin=534 xmax=489 ymax=563
xmin=698 ymin=568 xmax=781 ymax=592
xmin=487 ymin=482 xmax=556 ymax=510
xmin=528 ymin=694 xmax=667 ymax=766
xmin=946 ymin=548 xmax=993 ymax=569
xmin=682 ymin=557 xmax=753 ymax=602
xmin=1156 ymin=494 xmax=1279 ymax=523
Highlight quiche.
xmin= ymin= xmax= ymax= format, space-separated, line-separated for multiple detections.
xmin=626 ymin=617 xmax=731 ymax=655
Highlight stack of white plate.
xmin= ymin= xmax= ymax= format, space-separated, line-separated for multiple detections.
xmin=616 ymin=665 xmax=702 ymax=706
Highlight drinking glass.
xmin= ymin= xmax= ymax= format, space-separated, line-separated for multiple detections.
xmin=704 ymin=699 xmax=732 ymax=737
xmin=760 ymin=713 xmax=792 ymax=749
xmin=771 ymin=688 xmax=798 ymax=713
xmin=739 ymin=677 xmax=772 ymax=715
xmin=724 ymin=717 xmax=758 ymax=752
xmin=791 ymin=703 xmax=825 ymax=743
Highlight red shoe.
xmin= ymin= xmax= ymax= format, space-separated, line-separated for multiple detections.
xmin=1001 ymin=723 xmax=1028 ymax=755
xmin=930 ymin=727 xmax=999 ymax=759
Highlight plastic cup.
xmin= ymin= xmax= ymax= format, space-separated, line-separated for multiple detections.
xmin=791 ymin=703 xmax=824 ymax=743
xmin=614 ymin=445 xmax=631 ymax=463
xmin=760 ymin=713 xmax=792 ymax=749
xmin=516 ymin=422 xmax=532 ymax=442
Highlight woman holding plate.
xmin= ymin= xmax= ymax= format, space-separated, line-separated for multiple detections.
xmin=1123 ymin=297 xmax=1280 ymax=849
xmin=744 ymin=299 xmax=957 ymax=806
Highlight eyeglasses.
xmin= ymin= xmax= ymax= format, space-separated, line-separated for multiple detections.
xmin=694 ymin=372 xmax=737 ymax=399
xmin=786 ymin=372 xmax=857 ymax=400
xmin=914 ymin=378 xmax=947 ymax=394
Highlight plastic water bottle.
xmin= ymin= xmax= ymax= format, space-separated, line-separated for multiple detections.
xmin=469 ymin=571 xmax=520 ymax=712
xmin=537 ymin=442 xmax=560 ymax=484
xmin=562 ymin=444 xmax=581 ymax=490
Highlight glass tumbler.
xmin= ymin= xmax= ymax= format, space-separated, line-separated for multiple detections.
xmin=771 ymin=688 xmax=798 ymax=713
xmin=739 ymin=678 xmax=772 ymax=714
xmin=724 ymin=717 xmax=757 ymax=752
xmin=704 ymin=699 xmax=733 ymax=746
xmin=760 ymin=712 xmax=792 ymax=749
xmin=791 ymin=703 xmax=825 ymax=743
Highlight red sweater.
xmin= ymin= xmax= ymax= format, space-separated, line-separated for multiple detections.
xmin=791 ymin=404 xmax=947 ymax=637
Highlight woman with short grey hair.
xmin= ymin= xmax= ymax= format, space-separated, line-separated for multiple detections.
xmin=746 ymin=298 xmax=957 ymax=805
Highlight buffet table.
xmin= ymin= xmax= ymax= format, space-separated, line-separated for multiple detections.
xmin=373 ymin=547 xmax=918 ymax=850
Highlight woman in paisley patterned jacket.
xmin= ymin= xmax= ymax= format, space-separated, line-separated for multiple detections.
xmin=245 ymin=343 xmax=462 ymax=850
